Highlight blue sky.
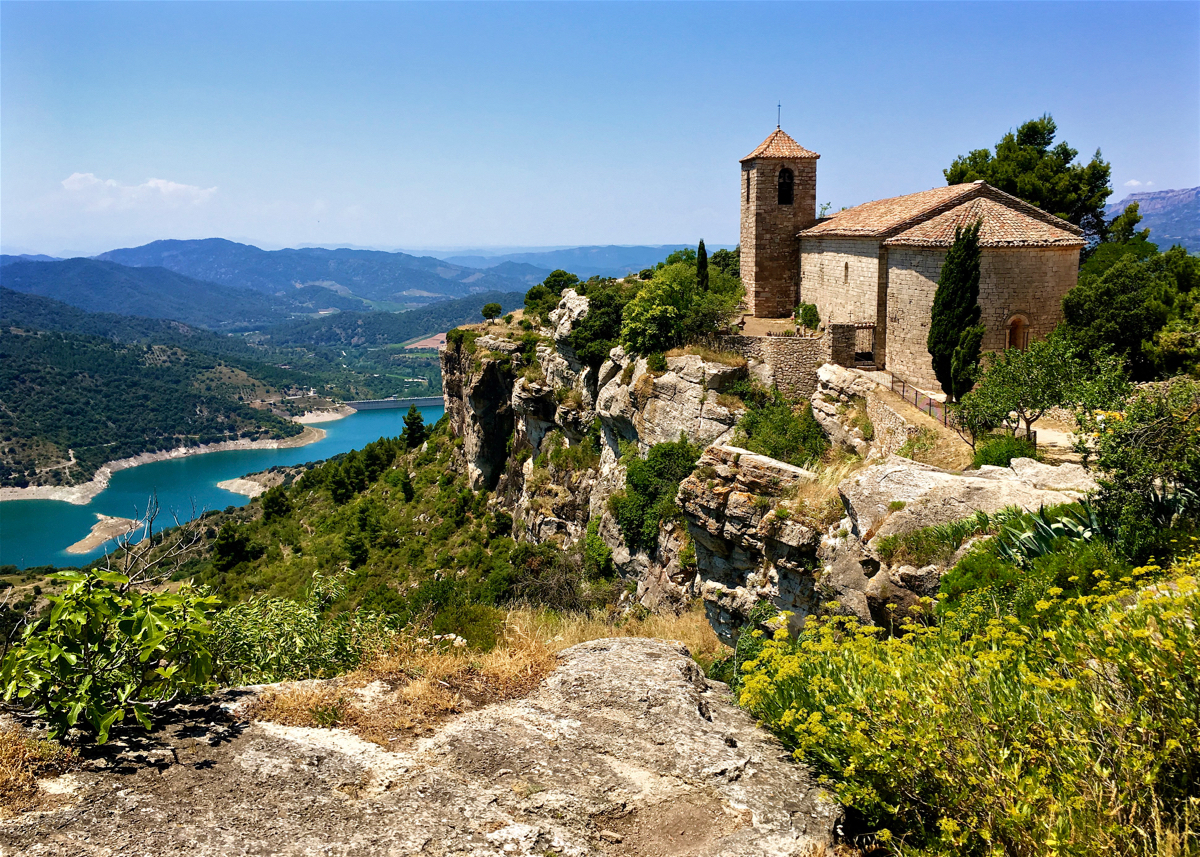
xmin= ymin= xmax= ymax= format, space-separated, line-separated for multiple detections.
xmin=2 ymin=1 xmax=1197 ymax=257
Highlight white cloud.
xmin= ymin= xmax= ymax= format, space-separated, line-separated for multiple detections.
xmin=1124 ymin=179 xmax=1142 ymax=187
xmin=60 ymin=172 xmax=217 ymax=211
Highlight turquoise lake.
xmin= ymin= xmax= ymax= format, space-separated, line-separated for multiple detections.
xmin=0 ymin=405 xmax=444 ymax=570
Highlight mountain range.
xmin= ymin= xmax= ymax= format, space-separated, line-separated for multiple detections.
xmin=0 ymin=259 xmax=316 ymax=330
xmin=95 ymin=238 xmax=546 ymax=305
xmin=441 ymin=245 xmax=706 ymax=278
xmin=1106 ymin=186 xmax=1199 ymax=254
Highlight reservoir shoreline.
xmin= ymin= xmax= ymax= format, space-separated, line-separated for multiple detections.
xmin=66 ymin=514 xmax=139 ymax=555
xmin=0 ymin=425 xmax=327 ymax=505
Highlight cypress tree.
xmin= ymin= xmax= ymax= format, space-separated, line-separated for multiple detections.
xmin=697 ymin=239 xmax=709 ymax=292
xmin=927 ymin=219 xmax=984 ymax=400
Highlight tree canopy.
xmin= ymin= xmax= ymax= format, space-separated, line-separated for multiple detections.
xmin=951 ymin=332 xmax=1129 ymax=448
xmin=944 ymin=115 xmax=1111 ymax=243
xmin=1062 ymin=204 xmax=1200 ymax=380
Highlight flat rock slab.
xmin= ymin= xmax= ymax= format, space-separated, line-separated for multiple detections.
xmin=841 ymin=454 xmax=1097 ymax=542
xmin=4 ymin=638 xmax=837 ymax=857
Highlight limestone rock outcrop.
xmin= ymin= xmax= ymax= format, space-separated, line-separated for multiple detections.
xmin=676 ymin=446 xmax=822 ymax=644
xmin=444 ymin=290 xmax=751 ymax=612
xmin=842 ymin=455 xmax=1097 ymax=545
xmin=4 ymin=639 xmax=839 ymax=856
xmin=677 ymin=446 xmax=1100 ymax=639
xmin=811 ymin=364 xmax=919 ymax=460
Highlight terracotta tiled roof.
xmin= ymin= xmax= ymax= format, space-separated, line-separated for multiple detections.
xmin=800 ymin=185 xmax=977 ymax=237
xmin=798 ymin=182 xmax=1085 ymax=244
xmin=884 ymin=196 xmax=1086 ymax=248
xmin=741 ymin=128 xmax=820 ymax=162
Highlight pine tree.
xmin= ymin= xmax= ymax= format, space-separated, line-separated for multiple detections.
xmin=696 ymin=239 xmax=709 ymax=292
xmin=402 ymin=404 xmax=427 ymax=449
xmin=927 ymin=219 xmax=983 ymax=400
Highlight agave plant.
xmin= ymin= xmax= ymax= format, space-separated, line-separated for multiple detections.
xmin=994 ymin=501 xmax=1105 ymax=568
xmin=1147 ymin=484 xmax=1199 ymax=530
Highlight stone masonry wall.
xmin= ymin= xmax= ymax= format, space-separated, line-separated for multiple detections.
xmin=798 ymin=237 xmax=882 ymax=326
xmin=719 ymin=333 xmax=831 ymax=399
xmin=977 ymin=246 xmax=1079 ymax=351
xmin=741 ymin=158 xmax=817 ymax=318
xmin=812 ymin=364 xmax=919 ymax=460
xmin=885 ymin=245 xmax=1080 ymax=391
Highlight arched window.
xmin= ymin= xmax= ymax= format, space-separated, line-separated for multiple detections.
xmin=1007 ymin=316 xmax=1029 ymax=351
xmin=777 ymin=167 xmax=794 ymax=205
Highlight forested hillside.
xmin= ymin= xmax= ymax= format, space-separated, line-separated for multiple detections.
xmin=0 ymin=258 xmax=323 ymax=330
xmin=0 ymin=329 xmax=305 ymax=488
xmin=1106 ymin=186 xmax=1199 ymax=255
xmin=259 ymin=290 xmax=525 ymax=348
xmin=96 ymin=238 xmax=531 ymax=304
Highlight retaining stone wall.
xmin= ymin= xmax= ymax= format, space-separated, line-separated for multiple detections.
xmin=719 ymin=332 xmax=831 ymax=400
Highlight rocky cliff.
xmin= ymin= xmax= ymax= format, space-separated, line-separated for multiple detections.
xmin=441 ymin=290 xmax=753 ymax=611
xmin=443 ymin=291 xmax=1098 ymax=644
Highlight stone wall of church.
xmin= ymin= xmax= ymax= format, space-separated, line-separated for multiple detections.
xmin=741 ymin=159 xmax=817 ymax=318
xmin=797 ymin=237 xmax=882 ymax=326
xmin=885 ymin=245 xmax=1081 ymax=392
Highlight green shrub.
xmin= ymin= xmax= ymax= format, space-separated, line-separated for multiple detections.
xmin=1079 ymin=377 xmax=1200 ymax=560
xmin=610 ymin=436 xmax=701 ymax=552
xmin=940 ymin=538 xmax=1135 ymax=636
xmin=730 ymin=381 xmax=829 ymax=467
xmin=795 ymin=302 xmax=820 ymax=330
xmin=972 ymin=433 xmax=1038 ymax=468
xmin=739 ymin=554 xmax=1200 ymax=856
xmin=445 ymin=327 xmax=481 ymax=353
xmin=523 ymin=270 xmax=580 ymax=325
xmin=620 ymin=259 xmax=742 ymax=355
xmin=583 ymin=518 xmax=614 ymax=578
xmin=566 ymin=278 xmax=635 ymax=369
xmin=210 ymin=573 xmax=394 ymax=685
xmin=646 ymin=351 xmax=667 ymax=373
xmin=1 ymin=569 xmax=219 ymax=743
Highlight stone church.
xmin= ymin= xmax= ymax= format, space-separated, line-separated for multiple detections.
xmin=738 ymin=127 xmax=1085 ymax=391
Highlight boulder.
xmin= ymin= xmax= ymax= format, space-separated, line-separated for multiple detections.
xmin=840 ymin=455 xmax=1096 ymax=544
xmin=4 ymin=639 xmax=839 ymax=857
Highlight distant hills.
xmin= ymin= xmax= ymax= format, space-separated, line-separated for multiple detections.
xmin=0 ymin=254 xmax=60 ymax=264
xmin=0 ymin=259 xmax=316 ymax=330
xmin=1106 ymin=187 xmax=1199 ymax=254
xmin=95 ymin=238 xmax=536 ymax=305
xmin=442 ymin=245 xmax=703 ymax=278
xmin=260 ymin=291 xmax=526 ymax=349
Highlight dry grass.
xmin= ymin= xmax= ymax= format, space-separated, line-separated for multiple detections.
xmin=776 ymin=455 xmax=865 ymax=530
xmin=0 ymin=725 xmax=78 ymax=815
xmin=665 ymin=345 xmax=748 ymax=368
xmin=244 ymin=603 xmax=727 ymax=747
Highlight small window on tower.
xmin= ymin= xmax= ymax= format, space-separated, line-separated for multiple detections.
xmin=844 ymin=262 xmax=849 ymax=284
xmin=777 ymin=168 xmax=794 ymax=205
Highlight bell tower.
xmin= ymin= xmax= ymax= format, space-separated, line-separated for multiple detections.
xmin=739 ymin=127 xmax=819 ymax=317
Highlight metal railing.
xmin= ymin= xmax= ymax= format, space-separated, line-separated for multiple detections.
xmin=884 ymin=371 xmax=950 ymax=426
xmin=878 ymin=370 xmax=1037 ymax=448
